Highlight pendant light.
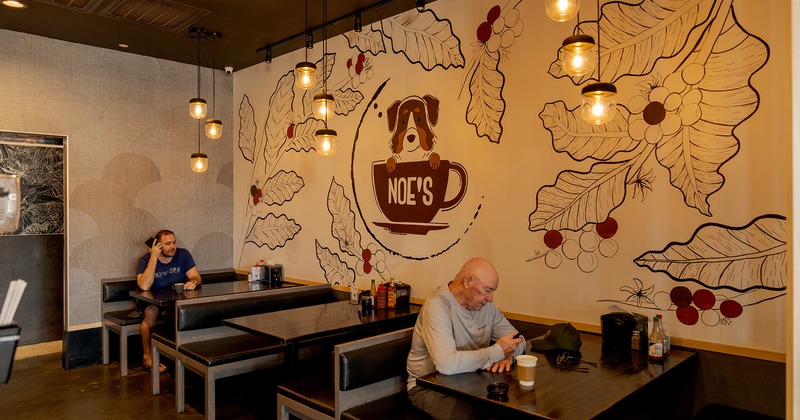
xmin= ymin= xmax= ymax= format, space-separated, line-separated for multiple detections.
xmin=315 ymin=0 xmax=336 ymax=156
xmin=580 ymin=0 xmax=616 ymax=125
xmin=295 ymin=0 xmax=317 ymax=90
xmin=205 ymin=32 xmax=223 ymax=139
xmin=545 ymin=0 xmax=579 ymax=22
xmin=561 ymin=9 xmax=596 ymax=78
xmin=191 ymin=121 xmax=208 ymax=173
xmin=188 ymin=29 xmax=207 ymax=119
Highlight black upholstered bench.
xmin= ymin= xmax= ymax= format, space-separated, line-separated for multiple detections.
xmin=151 ymin=283 xmax=342 ymax=419
xmin=277 ymin=327 xmax=427 ymax=420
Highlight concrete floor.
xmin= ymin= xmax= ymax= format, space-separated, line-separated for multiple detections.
xmin=0 ymin=350 xmax=274 ymax=419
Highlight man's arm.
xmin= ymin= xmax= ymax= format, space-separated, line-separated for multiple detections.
xmin=183 ymin=266 xmax=201 ymax=290
xmin=136 ymin=243 xmax=162 ymax=290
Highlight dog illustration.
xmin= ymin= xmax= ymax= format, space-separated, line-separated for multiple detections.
xmin=386 ymin=94 xmax=441 ymax=173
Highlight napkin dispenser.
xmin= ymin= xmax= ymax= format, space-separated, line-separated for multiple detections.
xmin=394 ymin=282 xmax=411 ymax=308
xmin=601 ymin=312 xmax=648 ymax=352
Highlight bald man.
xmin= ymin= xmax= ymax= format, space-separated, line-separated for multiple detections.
xmin=406 ymin=257 xmax=524 ymax=419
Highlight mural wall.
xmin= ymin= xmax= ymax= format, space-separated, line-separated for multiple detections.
xmin=233 ymin=0 xmax=791 ymax=354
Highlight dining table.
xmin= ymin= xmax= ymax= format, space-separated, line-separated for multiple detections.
xmin=224 ymin=300 xmax=421 ymax=367
xmin=129 ymin=280 xmax=301 ymax=307
xmin=416 ymin=333 xmax=697 ymax=419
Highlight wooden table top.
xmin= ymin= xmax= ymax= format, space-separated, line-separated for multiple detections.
xmin=129 ymin=280 xmax=302 ymax=306
xmin=224 ymin=300 xmax=421 ymax=344
xmin=416 ymin=334 xmax=697 ymax=419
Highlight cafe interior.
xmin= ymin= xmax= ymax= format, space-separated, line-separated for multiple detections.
xmin=0 ymin=0 xmax=798 ymax=418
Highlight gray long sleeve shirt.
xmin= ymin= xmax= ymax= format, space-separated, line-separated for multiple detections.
xmin=406 ymin=283 xmax=524 ymax=390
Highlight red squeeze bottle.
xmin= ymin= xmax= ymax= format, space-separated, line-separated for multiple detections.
xmin=377 ymin=282 xmax=388 ymax=309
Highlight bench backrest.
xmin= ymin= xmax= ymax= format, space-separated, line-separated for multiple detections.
xmin=173 ymin=284 xmax=337 ymax=345
xmin=334 ymin=327 xmax=414 ymax=415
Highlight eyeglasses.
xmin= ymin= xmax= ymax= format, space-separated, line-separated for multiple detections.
xmin=554 ymin=352 xmax=597 ymax=373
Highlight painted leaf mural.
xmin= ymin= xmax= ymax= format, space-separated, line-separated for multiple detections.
xmin=264 ymin=72 xmax=295 ymax=166
xmin=343 ymin=27 xmax=386 ymax=55
xmin=287 ymin=118 xmax=322 ymax=153
xmin=540 ymin=101 xmax=637 ymax=161
xmin=327 ymin=179 xmax=361 ymax=258
xmin=238 ymin=95 xmax=257 ymax=163
xmin=529 ymin=161 xmax=630 ymax=231
xmin=634 ymin=215 xmax=786 ymax=292
xmin=548 ymin=0 xmax=709 ymax=84
xmin=465 ymin=47 xmax=504 ymax=143
xmin=315 ymin=240 xmax=355 ymax=285
xmin=260 ymin=170 xmax=304 ymax=206
xmin=656 ymin=7 xmax=766 ymax=216
xmin=381 ymin=9 xmax=464 ymax=70
xmin=333 ymin=88 xmax=365 ymax=116
xmin=245 ymin=213 xmax=301 ymax=249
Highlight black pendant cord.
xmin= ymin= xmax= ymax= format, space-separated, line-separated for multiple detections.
xmin=596 ymin=0 xmax=601 ymax=82
xmin=211 ymin=35 xmax=216 ymax=117
xmin=196 ymin=36 xmax=202 ymax=98
xmin=323 ymin=0 xmax=328 ymax=128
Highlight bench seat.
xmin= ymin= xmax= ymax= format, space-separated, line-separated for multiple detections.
xmin=277 ymin=374 xmax=335 ymax=418
xmin=340 ymin=393 xmax=428 ymax=420
xmin=179 ymin=334 xmax=287 ymax=367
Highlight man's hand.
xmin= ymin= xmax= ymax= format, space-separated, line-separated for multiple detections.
xmin=184 ymin=279 xmax=198 ymax=291
xmin=487 ymin=354 xmax=515 ymax=372
xmin=150 ymin=241 xmax=162 ymax=258
xmin=496 ymin=332 xmax=524 ymax=358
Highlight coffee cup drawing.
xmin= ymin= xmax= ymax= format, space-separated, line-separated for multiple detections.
xmin=372 ymin=159 xmax=467 ymax=234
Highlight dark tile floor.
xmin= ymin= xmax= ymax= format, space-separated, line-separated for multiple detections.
xmin=0 ymin=352 xmax=274 ymax=419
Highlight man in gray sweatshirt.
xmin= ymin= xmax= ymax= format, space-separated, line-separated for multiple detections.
xmin=406 ymin=257 xmax=525 ymax=419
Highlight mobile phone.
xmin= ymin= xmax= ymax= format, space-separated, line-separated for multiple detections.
xmin=513 ymin=328 xmax=528 ymax=339
xmin=145 ymin=237 xmax=156 ymax=248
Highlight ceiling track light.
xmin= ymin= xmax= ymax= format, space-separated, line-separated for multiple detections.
xmin=415 ymin=0 xmax=425 ymax=12
xmin=264 ymin=46 xmax=272 ymax=64
xmin=354 ymin=11 xmax=363 ymax=32
xmin=580 ymin=0 xmax=617 ymax=125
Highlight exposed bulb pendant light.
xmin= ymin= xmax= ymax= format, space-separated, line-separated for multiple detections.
xmin=295 ymin=0 xmax=317 ymax=90
xmin=546 ymin=0 xmax=579 ymax=22
xmin=580 ymin=0 xmax=616 ymax=125
xmin=191 ymin=121 xmax=208 ymax=173
xmin=312 ymin=92 xmax=335 ymax=120
xmin=315 ymin=0 xmax=336 ymax=156
xmin=188 ymin=29 xmax=207 ymax=119
xmin=561 ymin=10 xmax=596 ymax=77
xmin=205 ymin=32 xmax=223 ymax=139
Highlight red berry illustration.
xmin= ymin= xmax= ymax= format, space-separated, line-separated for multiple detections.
xmin=487 ymin=5 xmax=501 ymax=24
xmin=676 ymin=306 xmax=699 ymax=325
xmin=543 ymin=230 xmax=563 ymax=249
xmin=252 ymin=189 xmax=262 ymax=206
xmin=720 ymin=300 xmax=743 ymax=318
xmin=250 ymin=185 xmax=258 ymax=197
xmin=363 ymin=261 xmax=372 ymax=274
xmin=362 ymin=248 xmax=372 ymax=262
xmin=692 ymin=289 xmax=715 ymax=310
xmin=669 ymin=286 xmax=693 ymax=308
xmin=477 ymin=21 xmax=492 ymax=43
xmin=252 ymin=196 xmax=259 ymax=206
xmin=346 ymin=58 xmax=353 ymax=69
xmin=596 ymin=217 xmax=618 ymax=238
xmin=287 ymin=124 xmax=295 ymax=139
xmin=358 ymin=53 xmax=365 ymax=63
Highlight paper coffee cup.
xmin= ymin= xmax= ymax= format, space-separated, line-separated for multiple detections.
xmin=517 ymin=355 xmax=538 ymax=387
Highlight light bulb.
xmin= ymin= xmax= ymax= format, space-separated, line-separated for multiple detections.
xmin=581 ymin=82 xmax=617 ymax=125
xmin=205 ymin=119 xmax=223 ymax=139
xmin=191 ymin=152 xmax=208 ymax=173
xmin=561 ymin=35 xmax=596 ymax=77
xmin=312 ymin=93 xmax=336 ymax=120
xmin=294 ymin=62 xmax=318 ymax=90
xmin=315 ymin=128 xmax=337 ymax=156
xmin=545 ymin=0 xmax=579 ymax=22
xmin=189 ymin=98 xmax=207 ymax=119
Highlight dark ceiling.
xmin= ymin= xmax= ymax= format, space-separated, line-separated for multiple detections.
xmin=0 ymin=0 xmax=430 ymax=71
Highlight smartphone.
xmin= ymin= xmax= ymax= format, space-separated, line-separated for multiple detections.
xmin=513 ymin=328 xmax=528 ymax=339
xmin=145 ymin=237 xmax=156 ymax=248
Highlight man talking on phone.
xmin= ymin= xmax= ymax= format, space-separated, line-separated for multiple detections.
xmin=136 ymin=229 xmax=201 ymax=373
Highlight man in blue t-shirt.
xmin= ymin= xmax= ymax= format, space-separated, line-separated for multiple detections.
xmin=136 ymin=229 xmax=201 ymax=373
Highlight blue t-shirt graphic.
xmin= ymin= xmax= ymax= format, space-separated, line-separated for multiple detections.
xmin=136 ymin=248 xmax=196 ymax=289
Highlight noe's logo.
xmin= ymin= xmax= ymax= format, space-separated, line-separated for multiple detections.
xmin=351 ymin=83 xmax=477 ymax=259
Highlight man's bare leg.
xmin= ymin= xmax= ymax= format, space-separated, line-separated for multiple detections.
xmin=141 ymin=304 xmax=166 ymax=373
